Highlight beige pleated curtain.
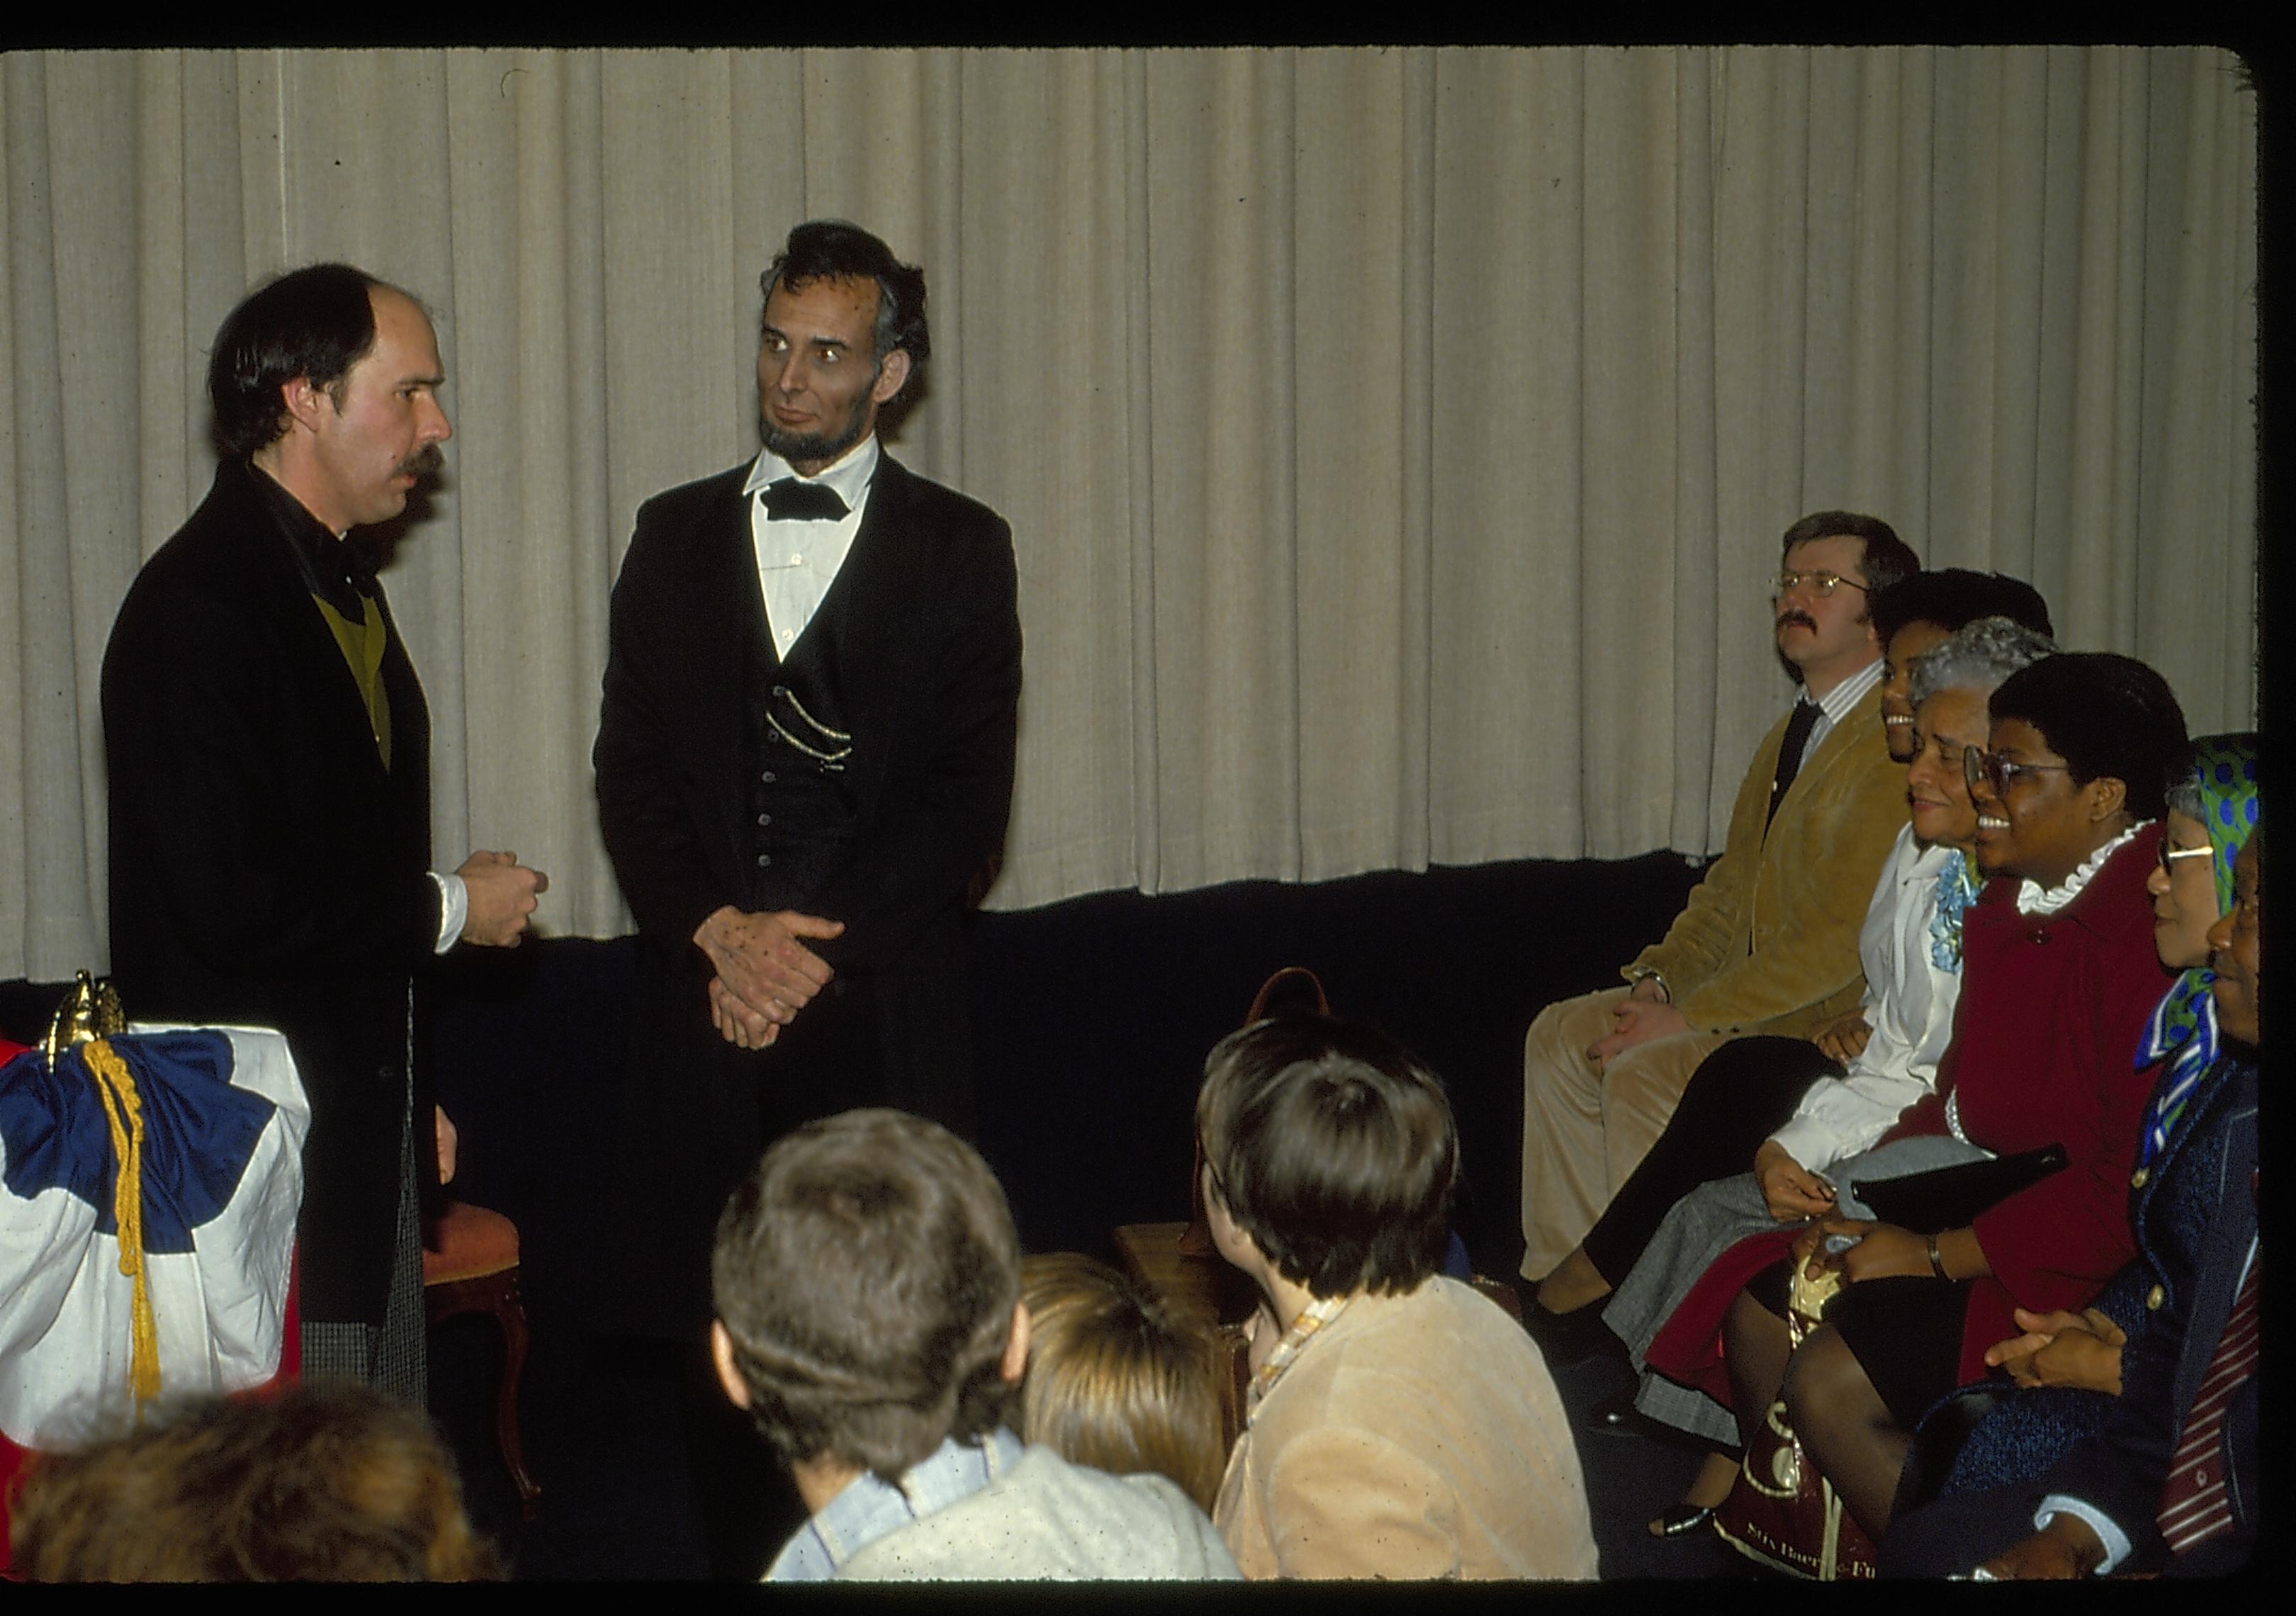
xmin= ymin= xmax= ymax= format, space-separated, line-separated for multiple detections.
xmin=0 ymin=47 xmax=2259 ymax=982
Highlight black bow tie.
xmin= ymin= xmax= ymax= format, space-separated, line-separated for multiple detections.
xmin=761 ymin=478 xmax=849 ymax=522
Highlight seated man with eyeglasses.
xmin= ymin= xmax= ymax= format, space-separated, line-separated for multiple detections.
xmin=1521 ymin=512 xmax=1918 ymax=1341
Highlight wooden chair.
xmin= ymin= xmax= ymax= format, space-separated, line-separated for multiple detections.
xmin=422 ymin=1201 xmax=541 ymax=1517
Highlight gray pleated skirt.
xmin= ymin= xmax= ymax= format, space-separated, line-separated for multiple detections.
xmin=1601 ymin=1134 xmax=1990 ymax=1446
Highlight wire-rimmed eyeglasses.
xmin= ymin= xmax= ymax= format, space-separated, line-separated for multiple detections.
xmin=1770 ymin=569 xmax=1868 ymax=600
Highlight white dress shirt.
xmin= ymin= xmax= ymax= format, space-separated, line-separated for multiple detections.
xmin=741 ymin=434 xmax=881 ymax=659
xmin=1792 ymin=655 xmax=1885 ymax=770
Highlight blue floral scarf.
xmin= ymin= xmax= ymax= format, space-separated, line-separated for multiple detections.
xmin=1927 ymin=848 xmax=1983 ymax=973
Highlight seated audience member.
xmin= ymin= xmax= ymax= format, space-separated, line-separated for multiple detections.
xmin=1868 ymin=569 xmax=2053 ymax=764
xmin=1202 ymin=1017 xmax=1596 ymax=1580
xmin=8 ymin=1384 xmax=497 ymax=1582
xmin=1537 ymin=580 xmax=2056 ymax=1330
xmin=1884 ymin=821 xmax=2261 ymax=1579
xmin=709 ymin=1109 xmax=1238 ymax=1581
xmin=1521 ymin=513 xmax=1918 ymax=1303
xmin=1887 ymin=736 xmax=2258 ymax=1510
xmin=1015 ymin=1253 xmax=1225 ymax=1515
xmin=1738 ymin=653 xmax=2190 ymax=1542
xmin=1593 ymin=617 xmax=2051 ymax=1532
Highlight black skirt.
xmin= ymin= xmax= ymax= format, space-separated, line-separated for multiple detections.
xmin=1823 ymin=1274 xmax=1974 ymax=1429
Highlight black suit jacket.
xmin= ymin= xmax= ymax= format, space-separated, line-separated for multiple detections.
xmin=592 ymin=450 xmax=1020 ymax=1327
xmin=101 ymin=458 xmax=440 ymax=1329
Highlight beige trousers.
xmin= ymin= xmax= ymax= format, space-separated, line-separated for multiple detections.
xmin=1519 ymin=986 xmax=1728 ymax=1281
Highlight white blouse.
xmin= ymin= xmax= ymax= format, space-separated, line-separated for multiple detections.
xmin=1767 ymin=823 xmax=1966 ymax=1172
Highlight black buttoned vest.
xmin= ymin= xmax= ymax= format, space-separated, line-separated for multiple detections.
xmin=742 ymin=586 xmax=865 ymax=911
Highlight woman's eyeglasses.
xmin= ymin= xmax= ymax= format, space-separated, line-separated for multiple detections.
xmin=2158 ymin=840 xmax=2214 ymax=875
xmin=1962 ymin=746 xmax=2072 ymax=797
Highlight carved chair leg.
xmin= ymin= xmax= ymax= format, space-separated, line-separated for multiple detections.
xmin=488 ymin=1274 xmax=542 ymax=1518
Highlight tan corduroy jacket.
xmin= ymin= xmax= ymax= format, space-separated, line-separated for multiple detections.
xmin=1213 ymin=1279 xmax=1598 ymax=1581
xmin=1627 ymin=678 xmax=1906 ymax=1038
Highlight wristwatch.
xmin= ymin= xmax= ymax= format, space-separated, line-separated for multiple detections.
xmin=1623 ymin=966 xmax=1671 ymax=1003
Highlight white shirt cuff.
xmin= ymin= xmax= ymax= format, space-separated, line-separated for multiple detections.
xmin=1766 ymin=1119 xmax=1832 ymax=1171
xmin=2035 ymin=1497 xmax=2129 ymax=1576
xmin=429 ymin=871 xmax=467 ymax=955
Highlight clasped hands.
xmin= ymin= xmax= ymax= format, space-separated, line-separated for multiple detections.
xmin=1983 ymin=1306 xmax=2125 ymax=1394
xmin=1586 ymin=977 xmax=1689 ymax=1066
xmin=693 ymin=904 xmax=845 ymax=1050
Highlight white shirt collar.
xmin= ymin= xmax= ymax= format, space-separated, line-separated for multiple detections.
xmin=740 ymin=431 xmax=881 ymax=512
xmin=2015 ymin=820 xmax=2150 ymax=916
xmin=1806 ymin=656 xmax=1884 ymax=726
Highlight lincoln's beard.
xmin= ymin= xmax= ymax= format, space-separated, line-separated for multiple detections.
xmin=762 ymin=410 xmax=870 ymax=466
xmin=762 ymin=364 xmax=882 ymax=466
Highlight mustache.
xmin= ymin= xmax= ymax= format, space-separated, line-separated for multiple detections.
xmin=1775 ymin=609 xmax=1816 ymax=632
xmin=396 ymin=444 xmax=445 ymax=479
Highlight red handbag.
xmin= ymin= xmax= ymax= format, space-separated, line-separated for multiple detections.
xmin=1711 ymin=1265 xmax=1879 ymax=1579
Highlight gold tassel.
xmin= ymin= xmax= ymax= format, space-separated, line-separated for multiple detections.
xmin=81 ymin=1038 xmax=162 ymax=1413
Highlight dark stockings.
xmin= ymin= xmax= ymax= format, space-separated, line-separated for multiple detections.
xmin=1782 ymin=1321 xmax=1910 ymax=1542
xmin=1721 ymin=1285 xmax=1793 ymax=1449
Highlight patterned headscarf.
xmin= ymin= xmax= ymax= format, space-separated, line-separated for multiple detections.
xmin=2134 ymin=733 xmax=2261 ymax=1167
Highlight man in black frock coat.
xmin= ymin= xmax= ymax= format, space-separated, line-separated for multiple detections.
xmin=593 ymin=220 xmax=1022 ymax=1341
xmin=102 ymin=265 xmax=546 ymax=1393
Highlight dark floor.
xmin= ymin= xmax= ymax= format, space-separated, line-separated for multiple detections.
xmin=1544 ymin=1340 xmax=1753 ymax=1581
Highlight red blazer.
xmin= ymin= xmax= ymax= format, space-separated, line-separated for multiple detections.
xmin=1886 ymin=824 xmax=2168 ymax=1382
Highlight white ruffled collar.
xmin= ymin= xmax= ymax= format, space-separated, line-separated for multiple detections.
xmin=2015 ymin=820 xmax=2149 ymax=916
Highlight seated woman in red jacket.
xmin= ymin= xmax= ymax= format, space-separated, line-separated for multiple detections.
xmin=1718 ymin=651 xmax=2189 ymax=1544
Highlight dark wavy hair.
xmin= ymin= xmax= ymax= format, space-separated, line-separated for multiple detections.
xmin=1871 ymin=568 xmax=2055 ymax=647
xmin=207 ymin=263 xmax=398 ymax=461
xmin=760 ymin=219 xmax=930 ymax=409
xmin=711 ymin=1109 xmax=1020 ymax=1480
xmin=1196 ymin=1016 xmax=1458 ymax=1299
xmin=1779 ymin=510 xmax=1920 ymax=600
xmin=8 ymin=1383 xmax=498 ymax=1582
xmin=1988 ymin=652 xmax=2190 ymax=821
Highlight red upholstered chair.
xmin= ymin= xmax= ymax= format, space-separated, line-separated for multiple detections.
xmin=422 ymin=1201 xmax=541 ymax=1517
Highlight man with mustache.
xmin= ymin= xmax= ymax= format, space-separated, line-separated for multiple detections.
xmin=592 ymin=220 xmax=1021 ymax=1573
xmin=102 ymin=264 xmax=547 ymax=1398
xmin=1521 ymin=512 xmax=1917 ymax=1342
